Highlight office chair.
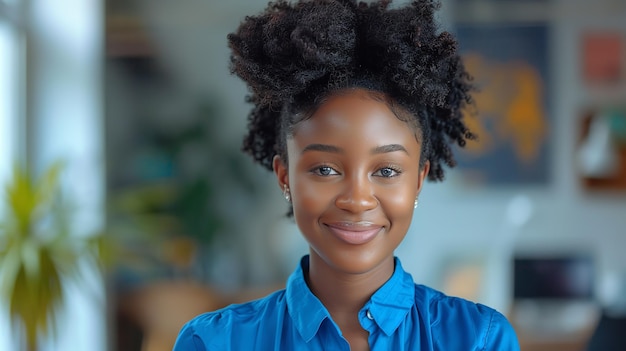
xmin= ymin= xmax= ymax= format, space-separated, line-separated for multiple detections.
xmin=586 ymin=312 xmax=626 ymax=351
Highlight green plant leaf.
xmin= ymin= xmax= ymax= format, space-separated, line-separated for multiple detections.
xmin=0 ymin=161 xmax=104 ymax=350
xmin=0 ymin=240 xmax=21 ymax=297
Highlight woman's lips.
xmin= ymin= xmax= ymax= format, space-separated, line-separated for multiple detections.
xmin=325 ymin=222 xmax=383 ymax=245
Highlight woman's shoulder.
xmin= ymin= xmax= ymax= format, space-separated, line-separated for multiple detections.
xmin=413 ymin=283 xmax=502 ymax=320
xmin=187 ymin=288 xmax=287 ymax=329
xmin=173 ymin=289 xmax=288 ymax=350
xmin=414 ymin=284 xmax=520 ymax=350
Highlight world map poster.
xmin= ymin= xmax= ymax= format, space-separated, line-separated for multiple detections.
xmin=455 ymin=24 xmax=550 ymax=185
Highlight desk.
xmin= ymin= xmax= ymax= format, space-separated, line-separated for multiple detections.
xmin=518 ymin=336 xmax=591 ymax=351
xmin=511 ymin=305 xmax=597 ymax=351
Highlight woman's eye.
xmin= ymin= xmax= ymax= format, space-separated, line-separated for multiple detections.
xmin=374 ymin=167 xmax=400 ymax=178
xmin=313 ymin=166 xmax=338 ymax=176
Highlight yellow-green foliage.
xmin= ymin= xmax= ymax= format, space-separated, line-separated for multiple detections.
xmin=0 ymin=163 xmax=103 ymax=350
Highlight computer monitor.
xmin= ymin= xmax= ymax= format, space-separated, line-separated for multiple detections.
xmin=513 ymin=255 xmax=594 ymax=300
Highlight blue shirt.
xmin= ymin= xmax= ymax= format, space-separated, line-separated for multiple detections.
xmin=173 ymin=256 xmax=520 ymax=350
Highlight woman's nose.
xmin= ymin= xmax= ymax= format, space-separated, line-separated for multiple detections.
xmin=334 ymin=175 xmax=377 ymax=213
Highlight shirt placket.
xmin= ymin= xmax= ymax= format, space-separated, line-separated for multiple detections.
xmin=315 ymin=317 xmax=352 ymax=350
xmin=359 ymin=302 xmax=385 ymax=350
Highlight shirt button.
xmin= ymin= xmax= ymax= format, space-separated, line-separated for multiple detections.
xmin=366 ymin=310 xmax=374 ymax=320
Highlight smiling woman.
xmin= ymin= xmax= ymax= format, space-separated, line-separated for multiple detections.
xmin=277 ymin=90 xmax=425 ymax=280
xmin=173 ymin=1 xmax=520 ymax=350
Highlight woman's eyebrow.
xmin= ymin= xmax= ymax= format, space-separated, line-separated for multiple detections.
xmin=371 ymin=144 xmax=408 ymax=155
xmin=301 ymin=143 xmax=408 ymax=155
xmin=301 ymin=143 xmax=343 ymax=154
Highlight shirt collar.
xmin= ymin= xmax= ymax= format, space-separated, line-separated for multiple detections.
xmin=285 ymin=256 xmax=416 ymax=341
xmin=286 ymin=256 xmax=331 ymax=342
xmin=367 ymin=257 xmax=416 ymax=336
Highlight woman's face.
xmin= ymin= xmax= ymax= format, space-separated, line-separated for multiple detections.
xmin=273 ymin=89 xmax=429 ymax=275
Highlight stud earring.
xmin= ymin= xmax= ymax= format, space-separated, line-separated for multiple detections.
xmin=414 ymin=198 xmax=419 ymax=209
xmin=283 ymin=184 xmax=291 ymax=203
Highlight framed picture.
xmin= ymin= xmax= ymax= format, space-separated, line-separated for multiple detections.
xmin=576 ymin=107 xmax=626 ymax=191
xmin=454 ymin=24 xmax=551 ymax=185
xmin=581 ymin=31 xmax=623 ymax=86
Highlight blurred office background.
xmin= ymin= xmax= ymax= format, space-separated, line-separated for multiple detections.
xmin=1 ymin=0 xmax=626 ymax=350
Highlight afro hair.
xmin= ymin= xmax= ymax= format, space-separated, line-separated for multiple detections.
xmin=228 ymin=0 xmax=475 ymax=181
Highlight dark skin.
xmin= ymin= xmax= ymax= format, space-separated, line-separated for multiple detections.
xmin=273 ymin=89 xmax=430 ymax=350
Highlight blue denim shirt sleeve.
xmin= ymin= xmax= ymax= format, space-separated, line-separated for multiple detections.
xmin=173 ymin=320 xmax=207 ymax=351
xmin=428 ymin=294 xmax=520 ymax=351
xmin=483 ymin=310 xmax=520 ymax=351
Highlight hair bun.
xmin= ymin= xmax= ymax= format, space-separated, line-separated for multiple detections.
xmin=228 ymin=1 xmax=357 ymax=105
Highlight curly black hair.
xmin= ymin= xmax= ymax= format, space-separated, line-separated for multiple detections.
xmin=227 ymin=0 xmax=475 ymax=181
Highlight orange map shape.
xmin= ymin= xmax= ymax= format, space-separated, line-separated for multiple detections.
xmin=463 ymin=53 xmax=549 ymax=164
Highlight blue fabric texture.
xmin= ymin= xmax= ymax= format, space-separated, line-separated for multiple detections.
xmin=173 ymin=256 xmax=520 ymax=350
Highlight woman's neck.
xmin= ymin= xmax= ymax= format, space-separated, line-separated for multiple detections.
xmin=305 ymin=252 xmax=395 ymax=319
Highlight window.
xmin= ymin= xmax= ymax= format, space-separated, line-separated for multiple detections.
xmin=0 ymin=3 xmax=24 ymax=351
xmin=0 ymin=0 xmax=23 ymax=181
xmin=0 ymin=20 xmax=20 ymax=184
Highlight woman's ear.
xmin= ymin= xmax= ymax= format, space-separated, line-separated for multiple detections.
xmin=416 ymin=160 xmax=430 ymax=197
xmin=273 ymin=155 xmax=289 ymax=190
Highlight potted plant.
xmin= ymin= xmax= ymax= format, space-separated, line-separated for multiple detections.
xmin=0 ymin=162 xmax=105 ymax=351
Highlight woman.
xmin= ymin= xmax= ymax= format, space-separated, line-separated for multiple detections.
xmin=174 ymin=0 xmax=520 ymax=350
